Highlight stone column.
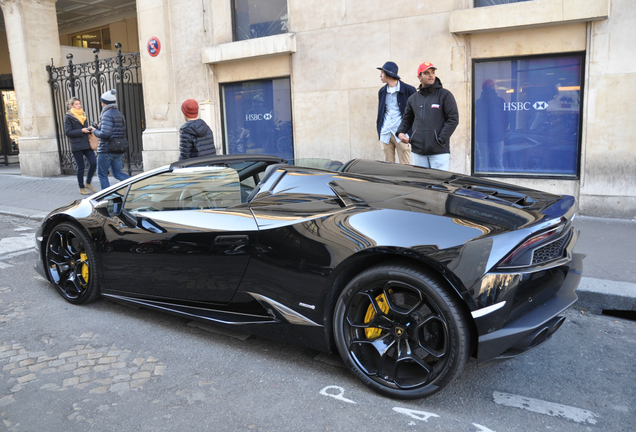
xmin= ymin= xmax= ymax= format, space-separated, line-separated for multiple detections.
xmin=0 ymin=0 xmax=62 ymax=176
xmin=136 ymin=0 xmax=179 ymax=170
xmin=137 ymin=0 xmax=215 ymax=170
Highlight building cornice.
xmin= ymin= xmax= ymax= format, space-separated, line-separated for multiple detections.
xmin=449 ymin=0 xmax=610 ymax=35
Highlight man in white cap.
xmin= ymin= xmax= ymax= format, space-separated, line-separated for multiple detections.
xmin=92 ymin=89 xmax=130 ymax=189
xmin=397 ymin=62 xmax=458 ymax=170
xmin=376 ymin=61 xmax=416 ymax=164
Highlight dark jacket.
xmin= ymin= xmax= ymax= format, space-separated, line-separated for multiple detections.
xmin=396 ymin=77 xmax=459 ymax=155
xmin=376 ymin=80 xmax=417 ymax=138
xmin=64 ymin=113 xmax=90 ymax=152
xmin=93 ymin=104 xmax=126 ymax=154
xmin=179 ymin=119 xmax=216 ymax=160
xmin=475 ymin=88 xmax=507 ymax=143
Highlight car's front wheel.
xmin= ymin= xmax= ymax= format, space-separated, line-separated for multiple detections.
xmin=45 ymin=222 xmax=100 ymax=304
xmin=333 ymin=263 xmax=471 ymax=399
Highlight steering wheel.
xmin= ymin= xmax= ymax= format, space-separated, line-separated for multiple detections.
xmin=179 ymin=187 xmax=215 ymax=210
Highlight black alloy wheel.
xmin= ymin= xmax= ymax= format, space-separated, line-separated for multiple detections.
xmin=45 ymin=222 xmax=100 ymax=304
xmin=334 ymin=263 xmax=471 ymax=399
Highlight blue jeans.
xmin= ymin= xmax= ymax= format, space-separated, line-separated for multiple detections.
xmin=412 ymin=153 xmax=450 ymax=171
xmin=72 ymin=149 xmax=97 ymax=188
xmin=97 ymin=152 xmax=130 ymax=190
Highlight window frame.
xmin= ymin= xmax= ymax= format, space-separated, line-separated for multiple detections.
xmin=471 ymin=52 xmax=585 ymax=180
xmin=219 ymin=76 xmax=294 ymax=160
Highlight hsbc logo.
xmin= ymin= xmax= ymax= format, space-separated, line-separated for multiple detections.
xmin=245 ymin=112 xmax=273 ymax=121
xmin=503 ymin=101 xmax=549 ymax=111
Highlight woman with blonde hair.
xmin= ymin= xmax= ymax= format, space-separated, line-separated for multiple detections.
xmin=64 ymin=97 xmax=97 ymax=194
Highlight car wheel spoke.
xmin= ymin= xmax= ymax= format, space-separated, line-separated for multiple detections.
xmin=416 ymin=315 xmax=449 ymax=359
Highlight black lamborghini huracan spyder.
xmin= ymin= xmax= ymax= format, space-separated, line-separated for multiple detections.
xmin=35 ymin=155 xmax=583 ymax=399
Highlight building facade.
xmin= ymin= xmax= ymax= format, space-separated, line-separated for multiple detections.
xmin=1 ymin=0 xmax=634 ymax=218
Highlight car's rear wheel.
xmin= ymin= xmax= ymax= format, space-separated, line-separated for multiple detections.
xmin=45 ymin=222 xmax=100 ymax=304
xmin=333 ymin=263 xmax=471 ymax=399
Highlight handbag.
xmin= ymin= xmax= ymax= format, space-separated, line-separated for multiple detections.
xmin=109 ymin=137 xmax=129 ymax=154
xmin=88 ymin=133 xmax=98 ymax=151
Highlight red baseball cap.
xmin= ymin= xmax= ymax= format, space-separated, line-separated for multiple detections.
xmin=417 ymin=62 xmax=437 ymax=75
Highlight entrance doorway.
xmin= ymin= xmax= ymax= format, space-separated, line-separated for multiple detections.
xmin=0 ymin=88 xmax=20 ymax=166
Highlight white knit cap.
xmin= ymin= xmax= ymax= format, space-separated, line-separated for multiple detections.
xmin=100 ymin=89 xmax=117 ymax=104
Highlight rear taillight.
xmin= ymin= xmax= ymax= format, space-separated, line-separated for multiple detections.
xmin=500 ymin=228 xmax=560 ymax=268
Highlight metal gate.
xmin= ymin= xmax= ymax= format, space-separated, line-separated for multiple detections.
xmin=47 ymin=44 xmax=145 ymax=175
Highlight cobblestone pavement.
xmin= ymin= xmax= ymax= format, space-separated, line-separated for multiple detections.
xmin=0 ymin=333 xmax=167 ymax=405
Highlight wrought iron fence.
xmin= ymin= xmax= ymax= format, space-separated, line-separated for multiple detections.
xmin=47 ymin=43 xmax=145 ymax=175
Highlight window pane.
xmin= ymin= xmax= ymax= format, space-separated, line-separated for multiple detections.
xmin=233 ymin=0 xmax=288 ymax=41
xmin=473 ymin=55 xmax=583 ymax=177
xmin=475 ymin=0 xmax=532 ymax=7
xmin=123 ymin=168 xmax=241 ymax=212
xmin=222 ymin=78 xmax=294 ymax=160
xmin=81 ymin=30 xmax=103 ymax=50
xmin=102 ymin=28 xmax=111 ymax=50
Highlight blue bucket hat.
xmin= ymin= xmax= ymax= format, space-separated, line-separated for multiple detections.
xmin=377 ymin=61 xmax=400 ymax=80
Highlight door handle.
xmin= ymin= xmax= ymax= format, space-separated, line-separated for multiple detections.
xmin=214 ymin=235 xmax=249 ymax=246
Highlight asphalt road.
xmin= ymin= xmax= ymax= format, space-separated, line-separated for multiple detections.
xmin=1 ymin=215 xmax=635 ymax=432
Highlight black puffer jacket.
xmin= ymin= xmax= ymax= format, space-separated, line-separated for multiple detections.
xmin=397 ymin=77 xmax=459 ymax=156
xmin=179 ymin=119 xmax=216 ymax=160
xmin=64 ymin=113 xmax=90 ymax=152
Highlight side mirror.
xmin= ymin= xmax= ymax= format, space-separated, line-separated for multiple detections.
xmin=95 ymin=197 xmax=137 ymax=228
xmin=109 ymin=197 xmax=124 ymax=216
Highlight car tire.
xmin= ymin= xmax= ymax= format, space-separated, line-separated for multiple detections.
xmin=333 ymin=263 xmax=471 ymax=399
xmin=45 ymin=222 xmax=100 ymax=304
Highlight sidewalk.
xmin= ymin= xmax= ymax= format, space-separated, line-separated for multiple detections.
xmin=1 ymin=162 xmax=635 ymax=315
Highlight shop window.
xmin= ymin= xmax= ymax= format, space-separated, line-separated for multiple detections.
xmin=70 ymin=27 xmax=111 ymax=50
xmin=221 ymin=78 xmax=294 ymax=160
xmin=232 ymin=0 xmax=288 ymax=41
xmin=473 ymin=54 xmax=584 ymax=178
xmin=475 ymin=0 xmax=532 ymax=6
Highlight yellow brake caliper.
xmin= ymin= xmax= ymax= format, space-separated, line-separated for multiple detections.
xmin=79 ymin=252 xmax=89 ymax=285
xmin=364 ymin=292 xmax=390 ymax=339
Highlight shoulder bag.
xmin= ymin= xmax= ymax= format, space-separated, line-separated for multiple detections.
xmin=109 ymin=137 xmax=129 ymax=154
xmin=88 ymin=133 xmax=98 ymax=151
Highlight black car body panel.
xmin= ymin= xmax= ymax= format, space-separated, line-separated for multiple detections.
xmin=35 ymin=156 xmax=582 ymax=396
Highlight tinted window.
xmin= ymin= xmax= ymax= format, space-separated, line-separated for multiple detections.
xmin=232 ymin=0 xmax=288 ymax=41
xmin=123 ymin=167 xmax=242 ymax=212
xmin=221 ymin=78 xmax=294 ymax=160
xmin=473 ymin=54 xmax=583 ymax=177
xmin=475 ymin=0 xmax=531 ymax=6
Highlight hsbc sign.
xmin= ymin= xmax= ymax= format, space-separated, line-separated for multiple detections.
xmin=503 ymin=101 xmax=549 ymax=111
xmin=245 ymin=112 xmax=273 ymax=121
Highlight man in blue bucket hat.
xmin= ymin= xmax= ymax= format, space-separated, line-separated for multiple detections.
xmin=376 ymin=61 xmax=416 ymax=164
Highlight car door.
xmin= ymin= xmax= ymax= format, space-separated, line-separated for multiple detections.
xmin=98 ymin=166 xmax=258 ymax=304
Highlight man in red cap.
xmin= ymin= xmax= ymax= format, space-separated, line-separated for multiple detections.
xmin=179 ymin=99 xmax=216 ymax=160
xmin=397 ymin=62 xmax=458 ymax=170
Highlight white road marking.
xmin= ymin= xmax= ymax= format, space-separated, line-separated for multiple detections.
xmin=319 ymin=386 xmax=356 ymax=404
xmin=493 ymin=391 xmax=599 ymax=424
xmin=392 ymin=407 xmax=440 ymax=422
xmin=473 ymin=423 xmax=496 ymax=432
xmin=0 ymin=234 xmax=33 ymax=255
